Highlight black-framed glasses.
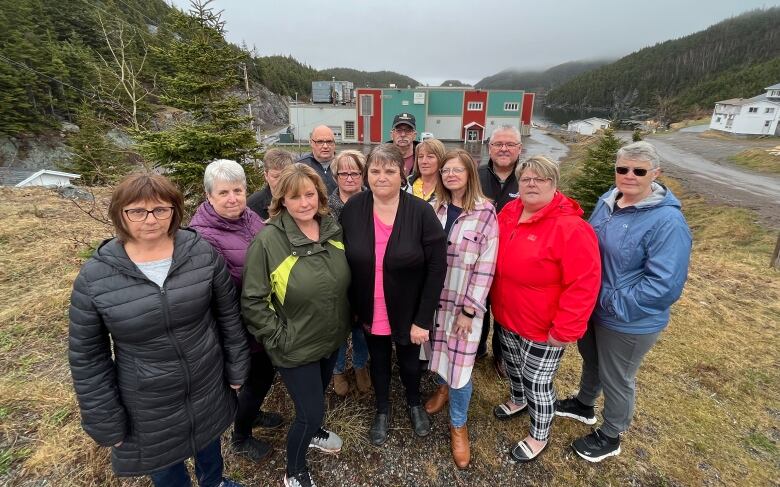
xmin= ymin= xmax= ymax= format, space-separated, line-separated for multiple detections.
xmin=312 ymin=139 xmax=335 ymax=146
xmin=615 ymin=166 xmax=652 ymax=176
xmin=440 ymin=167 xmax=466 ymax=175
xmin=489 ymin=142 xmax=520 ymax=149
xmin=519 ymin=176 xmax=552 ymax=185
xmin=337 ymin=171 xmax=362 ymax=180
xmin=124 ymin=207 xmax=174 ymax=222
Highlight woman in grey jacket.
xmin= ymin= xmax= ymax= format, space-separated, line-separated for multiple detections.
xmin=68 ymin=174 xmax=249 ymax=487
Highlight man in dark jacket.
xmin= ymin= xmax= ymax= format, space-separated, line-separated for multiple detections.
xmin=297 ymin=125 xmax=338 ymax=194
xmin=247 ymin=148 xmax=295 ymax=219
xmin=478 ymin=124 xmax=523 ymax=377
xmin=388 ymin=113 xmax=419 ymax=176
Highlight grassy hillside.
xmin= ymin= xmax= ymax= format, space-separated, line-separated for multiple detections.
xmin=475 ymin=60 xmax=610 ymax=91
xmin=319 ymin=67 xmax=420 ymax=89
xmin=545 ymin=8 xmax=780 ymax=113
xmin=1 ymin=155 xmax=778 ymax=485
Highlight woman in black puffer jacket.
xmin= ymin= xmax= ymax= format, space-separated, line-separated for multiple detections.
xmin=68 ymin=174 xmax=249 ymax=487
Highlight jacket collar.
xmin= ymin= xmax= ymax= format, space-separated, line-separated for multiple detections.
xmin=267 ymin=210 xmax=340 ymax=248
xmin=93 ymin=229 xmax=199 ymax=279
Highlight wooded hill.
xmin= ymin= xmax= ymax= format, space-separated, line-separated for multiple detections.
xmin=475 ymin=60 xmax=610 ymax=91
xmin=0 ymin=0 xmax=420 ymax=137
xmin=545 ymin=8 xmax=780 ymax=116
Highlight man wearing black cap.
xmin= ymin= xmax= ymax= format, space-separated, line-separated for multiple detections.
xmin=389 ymin=113 xmax=419 ymax=176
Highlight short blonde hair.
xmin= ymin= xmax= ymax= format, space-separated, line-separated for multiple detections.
xmin=330 ymin=150 xmax=366 ymax=175
xmin=516 ymin=155 xmax=559 ymax=189
xmin=413 ymin=139 xmax=446 ymax=175
xmin=268 ymin=163 xmax=330 ymax=219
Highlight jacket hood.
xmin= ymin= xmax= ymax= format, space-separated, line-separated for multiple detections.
xmin=93 ymin=229 xmax=199 ymax=277
xmin=189 ymin=201 xmax=257 ymax=232
xmin=602 ymin=182 xmax=680 ymax=212
xmin=265 ymin=210 xmax=341 ymax=247
xmin=503 ymin=191 xmax=584 ymax=224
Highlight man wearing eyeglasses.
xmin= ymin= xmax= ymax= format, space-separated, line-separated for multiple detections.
xmin=476 ymin=125 xmax=523 ymax=378
xmin=388 ymin=113 xmax=419 ymax=176
xmin=298 ymin=125 xmax=338 ymax=194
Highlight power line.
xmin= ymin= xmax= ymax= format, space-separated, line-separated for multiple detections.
xmin=115 ymin=0 xmax=161 ymax=28
xmin=0 ymin=53 xmax=97 ymax=98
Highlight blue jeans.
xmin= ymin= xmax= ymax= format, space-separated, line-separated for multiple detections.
xmin=334 ymin=326 xmax=368 ymax=374
xmin=436 ymin=374 xmax=473 ymax=428
xmin=149 ymin=437 xmax=223 ymax=487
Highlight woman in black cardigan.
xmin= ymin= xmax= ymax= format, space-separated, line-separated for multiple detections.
xmin=341 ymin=144 xmax=447 ymax=446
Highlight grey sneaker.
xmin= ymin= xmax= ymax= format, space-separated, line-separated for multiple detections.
xmin=284 ymin=469 xmax=316 ymax=487
xmin=308 ymin=427 xmax=342 ymax=453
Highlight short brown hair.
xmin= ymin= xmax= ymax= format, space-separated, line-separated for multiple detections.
xmin=108 ymin=173 xmax=184 ymax=242
xmin=268 ymin=163 xmax=330 ymax=219
xmin=435 ymin=149 xmax=486 ymax=213
xmin=366 ymin=144 xmax=406 ymax=180
xmin=516 ymin=155 xmax=560 ymax=188
xmin=263 ymin=148 xmax=295 ymax=172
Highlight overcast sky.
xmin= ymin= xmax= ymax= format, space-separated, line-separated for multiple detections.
xmin=167 ymin=0 xmax=777 ymax=86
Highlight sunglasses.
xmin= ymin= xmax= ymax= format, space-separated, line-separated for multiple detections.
xmin=615 ymin=166 xmax=653 ymax=176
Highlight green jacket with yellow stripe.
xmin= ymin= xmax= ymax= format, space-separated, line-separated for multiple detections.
xmin=241 ymin=210 xmax=351 ymax=368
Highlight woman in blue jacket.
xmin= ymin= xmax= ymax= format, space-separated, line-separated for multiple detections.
xmin=555 ymin=141 xmax=692 ymax=463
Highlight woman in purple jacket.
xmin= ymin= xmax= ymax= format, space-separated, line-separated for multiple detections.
xmin=190 ymin=159 xmax=282 ymax=464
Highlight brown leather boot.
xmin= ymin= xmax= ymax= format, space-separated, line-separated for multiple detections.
xmin=333 ymin=372 xmax=350 ymax=397
xmin=450 ymin=423 xmax=470 ymax=469
xmin=354 ymin=366 xmax=372 ymax=393
xmin=424 ymin=384 xmax=449 ymax=414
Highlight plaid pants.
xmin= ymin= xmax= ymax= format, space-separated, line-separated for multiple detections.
xmin=498 ymin=325 xmax=564 ymax=441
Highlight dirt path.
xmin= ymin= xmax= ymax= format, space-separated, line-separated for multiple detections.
xmin=637 ymin=132 xmax=780 ymax=229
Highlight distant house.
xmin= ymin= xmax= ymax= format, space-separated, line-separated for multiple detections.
xmin=0 ymin=168 xmax=80 ymax=187
xmin=709 ymin=83 xmax=780 ymax=136
xmin=566 ymin=117 xmax=611 ymax=136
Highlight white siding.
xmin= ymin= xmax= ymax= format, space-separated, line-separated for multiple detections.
xmin=424 ymin=116 xmax=462 ymax=141
xmin=485 ymin=117 xmax=521 ymax=135
xmin=288 ymin=105 xmax=358 ymax=143
xmin=710 ymin=101 xmax=780 ymax=135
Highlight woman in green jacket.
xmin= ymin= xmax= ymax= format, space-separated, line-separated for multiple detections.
xmin=242 ymin=163 xmax=351 ymax=487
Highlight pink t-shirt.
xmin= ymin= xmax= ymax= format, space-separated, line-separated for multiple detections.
xmin=371 ymin=212 xmax=393 ymax=335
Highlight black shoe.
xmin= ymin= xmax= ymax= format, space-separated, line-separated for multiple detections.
xmin=230 ymin=435 xmax=272 ymax=463
xmin=571 ymin=429 xmax=621 ymax=463
xmin=555 ymin=396 xmax=597 ymax=425
xmin=409 ymin=405 xmax=431 ymax=437
xmin=252 ymin=410 xmax=283 ymax=429
xmin=369 ymin=411 xmax=391 ymax=446
xmin=509 ymin=439 xmax=549 ymax=463
xmin=283 ymin=468 xmax=316 ymax=487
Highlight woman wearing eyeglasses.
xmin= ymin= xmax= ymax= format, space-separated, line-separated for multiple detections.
xmin=405 ymin=138 xmax=446 ymax=202
xmin=490 ymin=156 xmax=601 ymax=463
xmin=327 ymin=150 xmax=371 ymax=397
xmin=556 ymin=141 xmax=692 ymax=463
xmin=69 ymin=174 xmax=249 ymax=487
xmin=423 ymin=150 xmax=498 ymax=469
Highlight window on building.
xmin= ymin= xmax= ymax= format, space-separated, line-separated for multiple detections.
xmin=504 ymin=102 xmax=519 ymax=111
xmin=359 ymin=95 xmax=373 ymax=116
xmin=748 ymin=107 xmax=758 ymax=113
xmin=716 ymin=117 xmax=722 ymax=123
xmin=344 ymin=121 xmax=355 ymax=139
xmin=765 ymin=107 xmax=776 ymax=114
xmin=467 ymin=101 xmax=483 ymax=111
xmin=765 ymin=121 xmax=772 ymax=127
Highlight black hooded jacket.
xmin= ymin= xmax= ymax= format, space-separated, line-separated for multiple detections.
xmin=68 ymin=229 xmax=249 ymax=476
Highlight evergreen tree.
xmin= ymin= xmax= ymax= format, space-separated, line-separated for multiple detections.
xmin=568 ymin=129 xmax=624 ymax=217
xmin=632 ymin=129 xmax=643 ymax=142
xmin=137 ymin=0 xmax=258 ymax=201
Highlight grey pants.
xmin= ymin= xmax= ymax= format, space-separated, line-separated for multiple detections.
xmin=576 ymin=323 xmax=660 ymax=438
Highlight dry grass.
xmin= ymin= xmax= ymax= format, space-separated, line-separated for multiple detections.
xmin=669 ymin=118 xmax=711 ymax=130
xmin=0 ymin=182 xmax=778 ymax=486
xmin=729 ymin=147 xmax=780 ymax=175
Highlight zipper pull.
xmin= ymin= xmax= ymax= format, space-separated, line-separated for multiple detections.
xmin=161 ymin=287 xmax=166 ymax=295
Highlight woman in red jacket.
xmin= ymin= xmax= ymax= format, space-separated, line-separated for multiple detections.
xmin=490 ymin=155 xmax=601 ymax=462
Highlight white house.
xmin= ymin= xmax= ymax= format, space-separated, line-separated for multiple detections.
xmin=566 ymin=117 xmax=611 ymax=136
xmin=0 ymin=168 xmax=80 ymax=187
xmin=288 ymin=104 xmax=357 ymax=143
xmin=709 ymin=83 xmax=780 ymax=136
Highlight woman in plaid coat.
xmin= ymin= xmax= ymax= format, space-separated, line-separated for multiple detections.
xmin=424 ymin=149 xmax=498 ymax=469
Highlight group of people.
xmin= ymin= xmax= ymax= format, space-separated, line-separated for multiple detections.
xmin=68 ymin=116 xmax=692 ymax=487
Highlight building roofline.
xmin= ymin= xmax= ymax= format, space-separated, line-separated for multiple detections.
xmin=15 ymin=169 xmax=80 ymax=187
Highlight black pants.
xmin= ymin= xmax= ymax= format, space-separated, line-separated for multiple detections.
xmin=234 ymin=349 xmax=276 ymax=441
xmin=277 ymin=352 xmax=337 ymax=476
xmin=477 ymin=298 xmax=502 ymax=361
xmin=365 ymin=333 xmax=422 ymax=413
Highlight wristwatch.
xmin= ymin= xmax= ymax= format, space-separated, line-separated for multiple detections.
xmin=461 ymin=308 xmax=475 ymax=319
